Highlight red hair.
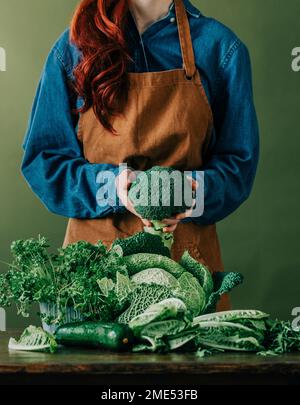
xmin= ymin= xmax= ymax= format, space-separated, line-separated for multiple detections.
xmin=70 ymin=0 xmax=131 ymax=134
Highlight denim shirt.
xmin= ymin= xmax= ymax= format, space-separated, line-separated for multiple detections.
xmin=22 ymin=0 xmax=259 ymax=225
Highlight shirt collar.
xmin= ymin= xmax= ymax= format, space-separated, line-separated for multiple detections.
xmin=126 ymin=0 xmax=202 ymax=44
xmin=169 ymin=0 xmax=202 ymax=18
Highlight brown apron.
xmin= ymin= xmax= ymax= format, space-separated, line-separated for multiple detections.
xmin=64 ymin=0 xmax=230 ymax=311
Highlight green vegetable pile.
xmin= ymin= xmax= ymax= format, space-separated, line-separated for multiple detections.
xmin=2 ymin=233 xmax=300 ymax=356
xmin=0 ymin=233 xmax=240 ymax=325
xmin=1 ymin=166 xmax=300 ymax=355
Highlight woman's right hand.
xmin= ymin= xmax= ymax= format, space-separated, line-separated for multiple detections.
xmin=115 ymin=168 xmax=152 ymax=227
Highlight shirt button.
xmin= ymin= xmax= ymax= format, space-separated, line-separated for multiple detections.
xmin=170 ymin=17 xmax=176 ymax=23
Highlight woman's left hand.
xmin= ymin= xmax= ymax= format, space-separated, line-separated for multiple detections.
xmin=158 ymin=176 xmax=198 ymax=233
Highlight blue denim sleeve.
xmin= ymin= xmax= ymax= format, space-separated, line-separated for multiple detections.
xmin=22 ymin=43 xmax=126 ymax=219
xmin=191 ymin=41 xmax=259 ymax=225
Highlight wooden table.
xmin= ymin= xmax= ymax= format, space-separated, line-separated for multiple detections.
xmin=0 ymin=331 xmax=300 ymax=385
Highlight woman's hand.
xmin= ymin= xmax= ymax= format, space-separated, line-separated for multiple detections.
xmin=159 ymin=176 xmax=198 ymax=233
xmin=115 ymin=168 xmax=152 ymax=227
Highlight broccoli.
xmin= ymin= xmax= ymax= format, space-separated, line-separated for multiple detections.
xmin=111 ymin=232 xmax=171 ymax=257
xmin=204 ymin=272 xmax=244 ymax=313
xmin=128 ymin=166 xmax=193 ymax=234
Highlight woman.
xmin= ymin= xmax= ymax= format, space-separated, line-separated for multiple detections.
xmin=22 ymin=0 xmax=259 ymax=311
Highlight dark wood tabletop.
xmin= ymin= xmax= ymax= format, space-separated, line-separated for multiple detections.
xmin=1 ymin=330 xmax=300 ymax=385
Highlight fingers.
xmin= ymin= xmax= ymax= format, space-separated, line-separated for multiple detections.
xmin=141 ymin=218 xmax=152 ymax=227
xmin=163 ymin=224 xmax=178 ymax=233
xmin=173 ymin=199 xmax=196 ymax=220
xmin=116 ymin=168 xmax=137 ymax=207
xmin=175 ymin=208 xmax=193 ymax=220
xmin=186 ymin=175 xmax=199 ymax=191
xmin=158 ymin=219 xmax=180 ymax=233
xmin=160 ymin=218 xmax=180 ymax=226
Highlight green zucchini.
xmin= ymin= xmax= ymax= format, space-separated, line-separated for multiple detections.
xmin=55 ymin=321 xmax=134 ymax=351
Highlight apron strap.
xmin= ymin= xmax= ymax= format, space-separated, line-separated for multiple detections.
xmin=174 ymin=0 xmax=197 ymax=79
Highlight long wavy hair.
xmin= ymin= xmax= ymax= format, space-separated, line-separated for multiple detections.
xmin=71 ymin=0 xmax=131 ymax=134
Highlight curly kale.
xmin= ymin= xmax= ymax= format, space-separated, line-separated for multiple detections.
xmin=0 ymin=237 xmax=56 ymax=316
xmin=0 ymin=237 xmax=129 ymax=322
xmin=204 ymin=272 xmax=244 ymax=313
xmin=10 ymin=236 xmax=50 ymax=270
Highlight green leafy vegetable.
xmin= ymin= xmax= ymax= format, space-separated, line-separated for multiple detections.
xmin=136 ymin=320 xmax=188 ymax=352
xmin=97 ymin=277 xmax=115 ymax=297
xmin=195 ymin=321 xmax=264 ymax=352
xmin=2 ymin=236 xmax=300 ymax=358
xmin=259 ymin=319 xmax=300 ymax=355
xmin=0 ymin=238 xmax=129 ymax=324
xmin=193 ymin=309 xmax=269 ymax=325
xmin=140 ymin=319 xmax=187 ymax=339
xmin=8 ymin=325 xmax=57 ymax=353
xmin=131 ymin=268 xmax=179 ymax=290
xmin=0 ymin=237 xmax=56 ymax=316
xmin=123 ymin=253 xmax=185 ymax=278
xmin=204 ymin=272 xmax=244 ymax=313
xmin=129 ymin=298 xmax=187 ymax=334
xmin=175 ymin=272 xmax=206 ymax=316
xmin=115 ymin=272 xmax=134 ymax=305
xmin=179 ymin=251 xmax=213 ymax=299
xmin=118 ymin=284 xmax=173 ymax=324
xmin=167 ymin=330 xmax=199 ymax=351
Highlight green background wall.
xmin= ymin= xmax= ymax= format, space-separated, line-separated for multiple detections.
xmin=0 ymin=0 xmax=299 ymax=329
